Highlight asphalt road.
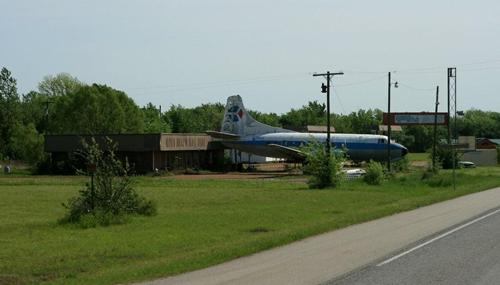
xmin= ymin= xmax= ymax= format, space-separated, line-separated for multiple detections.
xmin=329 ymin=208 xmax=500 ymax=285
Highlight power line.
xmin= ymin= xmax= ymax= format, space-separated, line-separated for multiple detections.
xmin=122 ymin=58 xmax=500 ymax=95
xmin=336 ymin=74 xmax=387 ymax=87
xmin=332 ymin=88 xmax=346 ymax=114
xmin=397 ymin=82 xmax=435 ymax=92
xmin=127 ymin=72 xmax=309 ymax=92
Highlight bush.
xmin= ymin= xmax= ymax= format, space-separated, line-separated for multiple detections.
xmin=364 ymin=160 xmax=384 ymax=185
xmin=434 ymin=147 xmax=459 ymax=169
xmin=391 ymin=156 xmax=410 ymax=172
xmin=60 ymin=138 xmax=156 ymax=227
xmin=301 ymin=139 xmax=345 ymax=189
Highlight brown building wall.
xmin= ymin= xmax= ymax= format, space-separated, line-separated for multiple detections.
xmin=45 ymin=134 xmax=225 ymax=174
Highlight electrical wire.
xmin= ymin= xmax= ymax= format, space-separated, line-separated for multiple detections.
xmin=128 ymin=72 xmax=309 ymax=92
xmin=397 ymin=82 xmax=435 ymax=92
xmin=336 ymin=74 xmax=387 ymax=87
xmin=130 ymin=73 xmax=309 ymax=94
xmin=124 ymin=58 xmax=500 ymax=95
xmin=332 ymin=88 xmax=346 ymax=114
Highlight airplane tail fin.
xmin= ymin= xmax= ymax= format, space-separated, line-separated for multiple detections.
xmin=221 ymin=95 xmax=293 ymax=136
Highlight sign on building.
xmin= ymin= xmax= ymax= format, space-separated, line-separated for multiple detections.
xmin=383 ymin=112 xmax=449 ymax=126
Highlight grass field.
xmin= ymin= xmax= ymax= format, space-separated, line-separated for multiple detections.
xmin=1 ymin=167 xmax=499 ymax=285
xmin=407 ymin=152 xmax=430 ymax=162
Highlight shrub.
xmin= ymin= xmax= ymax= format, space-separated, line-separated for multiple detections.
xmin=391 ymin=156 xmax=410 ymax=173
xmin=434 ymin=147 xmax=459 ymax=169
xmin=60 ymin=138 xmax=156 ymax=227
xmin=301 ymin=139 xmax=345 ymax=189
xmin=364 ymin=160 xmax=384 ymax=185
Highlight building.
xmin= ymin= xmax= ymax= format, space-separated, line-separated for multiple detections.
xmin=378 ymin=125 xmax=402 ymax=135
xmin=44 ymin=134 xmax=225 ymax=173
xmin=476 ymin=138 xmax=500 ymax=149
xmin=461 ymin=137 xmax=499 ymax=166
xmin=306 ymin=125 xmax=336 ymax=133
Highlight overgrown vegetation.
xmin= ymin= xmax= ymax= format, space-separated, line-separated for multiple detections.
xmin=364 ymin=160 xmax=384 ymax=185
xmin=60 ymin=138 xmax=156 ymax=227
xmin=391 ymin=156 xmax=410 ymax=172
xmin=1 ymin=167 xmax=500 ymax=284
xmin=434 ymin=147 xmax=459 ymax=169
xmin=420 ymin=166 xmax=453 ymax=187
xmin=301 ymin=139 xmax=345 ymax=189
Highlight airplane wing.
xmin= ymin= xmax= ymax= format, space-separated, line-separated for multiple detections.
xmin=267 ymin=144 xmax=306 ymax=161
xmin=206 ymin=131 xmax=240 ymax=140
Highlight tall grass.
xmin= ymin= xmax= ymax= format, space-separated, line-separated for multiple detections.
xmin=0 ymin=167 xmax=499 ymax=285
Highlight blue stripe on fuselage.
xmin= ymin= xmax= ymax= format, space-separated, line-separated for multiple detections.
xmin=231 ymin=140 xmax=400 ymax=150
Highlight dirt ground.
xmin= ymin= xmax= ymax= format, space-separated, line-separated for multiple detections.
xmin=172 ymin=163 xmax=303 ymax=181
xmin=173 ymin=173 xmax=286 ymax=180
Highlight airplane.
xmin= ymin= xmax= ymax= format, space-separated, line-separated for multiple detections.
xmin=207 ymin=95 xmax=408 ymax=163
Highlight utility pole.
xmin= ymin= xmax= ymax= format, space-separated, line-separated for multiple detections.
xmin=387 ymin=72 xmax=398 ymax=172
xmin=432 ymin=86 xmax=439 ymax=171
xmin=313 ymin=71 xmax=344 ymax=160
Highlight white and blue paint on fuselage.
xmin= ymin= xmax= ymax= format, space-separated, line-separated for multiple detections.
xmin=222 ymin=132 xmax=408 ymax=162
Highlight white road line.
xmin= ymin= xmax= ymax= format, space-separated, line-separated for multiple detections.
xmin=376 ymin=208 xmax=500 ymax=267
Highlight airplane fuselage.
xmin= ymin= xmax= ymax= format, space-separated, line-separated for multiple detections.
xmin=221 ymin=132 xmax=408 ymax=162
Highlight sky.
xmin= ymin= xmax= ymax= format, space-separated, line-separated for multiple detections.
xmin=1 ymin=0 xmax=500 ymax=115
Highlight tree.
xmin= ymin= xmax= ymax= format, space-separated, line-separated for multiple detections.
xmin=0 ymin=67 xmax=21 ymax=158
xmin=50 ymin=84 xmax=144 ymax=134
xmin=279 ymin=101 xmax=327 ymax=128
xmin=456 ymin=109 xmax=500 ymax=138
xmin=331 ymin=114 xmax=353 ymax=133
xmin=20 ymin=91 xmax=51 ymax=133
xmin=142 ymin=103 xmax=171 ymax=133
xmin=347 ymin=109 xmax=382 ymax=134
xmin=9 ymin=122 xmax=45 ymax=165
xmin=38 ymin=73 xmax=83 ymax=97
xmin=248 ymin=110 xmax=281 ymax=127
xmin=166 ymin=103 xmax=224 ymax=133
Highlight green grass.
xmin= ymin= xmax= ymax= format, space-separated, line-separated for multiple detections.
xmin=407 ymin=152 xmax=430 ymax=162
xmin=1 ymin=167 xmax=500 ymax=285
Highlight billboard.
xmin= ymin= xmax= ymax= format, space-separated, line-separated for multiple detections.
xmin=383 ymin=112 xmax=449 ymax=126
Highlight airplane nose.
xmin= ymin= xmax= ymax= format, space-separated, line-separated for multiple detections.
xmin=401 ymin=146 xmax=408 ymax=157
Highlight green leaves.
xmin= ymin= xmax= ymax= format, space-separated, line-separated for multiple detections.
xmin=0 ymin=67 xmax=21 ymax=157
xmin=61 ymin=138 xmax=156 ymax=227
xmin=50 ymin=84 xmax=145 ymax=134
xmin=301 ymin=139 xmax=345 ymax=189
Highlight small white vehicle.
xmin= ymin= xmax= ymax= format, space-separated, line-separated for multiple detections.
xmin=458 ymin=161 xmax=476 ymax=168
xmin=344 ymin=168 xmax=366 ymax=180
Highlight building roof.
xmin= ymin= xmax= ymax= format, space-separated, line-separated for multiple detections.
xmin=476 ymin=138 xmax=500 ymax=147
xmin=306 ymin=125 xmax=336 ymax=133
xmin=378 ymin=125 xmax=402 ymax=132
xmin=489 ymin=139 xmax=500 ymax=145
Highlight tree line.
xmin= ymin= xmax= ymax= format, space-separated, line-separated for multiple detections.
xmin=1 ymin=67 xmax=500 ymax=167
